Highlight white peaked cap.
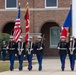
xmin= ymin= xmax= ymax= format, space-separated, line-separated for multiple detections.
xmin=60 ymin=36 xmax=65 ymax=39
xmin=29 ymin=36 xmax=32 ymax=39
xmin=18 ymin=39 xmax=21 ymax=41
xmin=70 ymin=36 xmax=74 ymax=38
xmin=10 ymin=36 xmax=13 ymax=39
xmin=37 ymin=36 xmax=42 ymax=39
xmin=70 ymin=36 xmax=74 ymax=40
xmin=19 ymin=36 xmax=23 ymax=39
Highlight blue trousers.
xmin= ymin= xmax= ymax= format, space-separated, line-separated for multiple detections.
xmin=18 ymin=55 xmax=24 ymax=69
xmin=37 ymin=55 xmax=43 ymax=69
xmin=27 ymin=54 xmax=33 ymax=68
xmin=9 ymin=54 xmax=15 ymax=69
xmin=69 ymin=54 xmax=75 ymax=69
xmin=60 ymin=55 xmax=66 ymax=68
xmin=2 ymin=51 xmax=6 ymax=61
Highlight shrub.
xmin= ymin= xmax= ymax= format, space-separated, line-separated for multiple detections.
xmin=0 ymin=33 xmax=10 ymax=51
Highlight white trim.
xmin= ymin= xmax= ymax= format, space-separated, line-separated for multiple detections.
xmin=50 ymin=27 xmax=60 ymax=48
xmin=0 ymin=7 xmax=70 ymax=11
xmin=5 ymin=0 xmax=18 ymax=9
xmin=45 ymin=0 xmax=58 ymax=8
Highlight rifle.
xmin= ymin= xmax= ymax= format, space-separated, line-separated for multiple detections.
xmin=41 ymin=34 xmax=45 ymax=47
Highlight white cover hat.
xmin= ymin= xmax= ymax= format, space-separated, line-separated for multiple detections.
xmin=29 ymin=36 xmax=32 ymax=39
xmin=10 ymin=36 xmax=13 ymax=39
xmin=18 ymin=39 xmax=21 ymax=41
xmin=37 ymin=36 xmax=42 ymax=39
xmin=19 ymin=36 xmax=23 ymax=39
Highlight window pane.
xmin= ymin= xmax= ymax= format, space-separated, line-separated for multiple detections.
xmin=6 ymin=0 xmax=16 ymax=8
xmin=46 ymin=0 xmax=57 ymax=7
xmin=50 ymin=27 xmax=60 ymax=46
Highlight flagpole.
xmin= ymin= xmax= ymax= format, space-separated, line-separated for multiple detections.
xmin=25 ymin=2 xmax=30 ymax=41
xmin=72 ymin=0 xmax=76 ymax=38
xmin=27 ymin=2 xmax=30 ymax=40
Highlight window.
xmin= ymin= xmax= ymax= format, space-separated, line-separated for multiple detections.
xmin=50 ymin=27 xmax=60 ymax=47
xmin=5 ymin=0 xmax=18 ymax=9
xmin=45 ymin=0 xmax=58 ymax=8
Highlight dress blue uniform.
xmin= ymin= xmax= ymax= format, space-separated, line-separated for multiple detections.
xmin=1 ymin=41 xmax=7 ymax=61
xmin=58 ymin=37 xmax=68 ymax=71
xmin=16 ymin=39 xmax=25 ymax=71
xmin=35 ymin=36 xmax=44 ymax=71
xmin=8 ymin=37 xmax=16 ymax=71
xmin=25 ymin=38 xmax=34 ymax=71
xmin=67 ymin=37 xmax=76 ymax=71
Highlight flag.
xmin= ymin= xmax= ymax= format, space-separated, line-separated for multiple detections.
xmin=13 ymin=3 xmax=21 ymax=42
xmin=25 ymin=3 xmax=30 ymax=41
xmin=60 ymin=5 xmax=72 ymax=39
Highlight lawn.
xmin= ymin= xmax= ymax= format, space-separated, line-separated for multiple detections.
xmin=0 ymin=61 xmax=37 ymax=72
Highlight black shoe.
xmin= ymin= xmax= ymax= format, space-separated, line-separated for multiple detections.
xmin=10 ymin=68 xmax=13 ymax=71
xmin=28 ymin=68 xmax=32 ymax=71
xmin=28 ymin=66 xmax=32 ymax=71
xmin=19 ymin=68 xmax=22 ymax=71
xmin=71 ymin=68 xmax=74 ymax=71
xmin=62 ymin=68 xmax=64 ymax=71
xmin=39 ymin=67 xmax=42 ymax=71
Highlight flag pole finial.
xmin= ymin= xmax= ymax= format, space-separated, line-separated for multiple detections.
xmin=19 ymin=3 xmax=20 ymax=6
xmin=27 ymin=2 xmax=29 ymax=5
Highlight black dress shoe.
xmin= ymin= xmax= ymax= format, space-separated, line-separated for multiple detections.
xmin=10 ymin=68 xmax=13 ymax=71
xmin=28 ymin=68 xmax=32 ymax=71
xmin=62 ymin=68 xmax=64 ymax=71
xmin=19 ymin=68 xmax=22 ymax=71
xmin=39 ymin=68 xmax=42 ymax=71
xmin=28 ymin=66 xmax=32 ymax=71
xmin=71 ymin=68 xmax=74 ymax=71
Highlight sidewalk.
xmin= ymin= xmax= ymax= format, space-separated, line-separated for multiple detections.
xmin=0 ymin=57 xmax=76 ymax=75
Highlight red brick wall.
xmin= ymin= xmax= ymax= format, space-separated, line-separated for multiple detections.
xmin=0 ymin=0 xmax=72 ymax=56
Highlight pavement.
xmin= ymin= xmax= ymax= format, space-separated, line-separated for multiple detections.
xmin=0 ymin=57 xmax=76 ymax=75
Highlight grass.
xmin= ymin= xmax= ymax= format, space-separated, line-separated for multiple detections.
xmin=0 ymin=61 xmax=37 ymax=72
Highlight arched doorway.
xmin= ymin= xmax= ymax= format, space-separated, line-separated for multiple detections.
xmin=2 ymin=22 xmax=15 ymax=35
xmin=41 ymin=22 xmax=60 ymax=56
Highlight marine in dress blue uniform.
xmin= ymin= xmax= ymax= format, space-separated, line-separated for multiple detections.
xmin=25 ymin=36 xmax=34 ymax=71
xmin=35 ymin=36 xmax=44 ymax=71
xmin=16 ymin=38 xmax=25 ymax=71
xmin=8 ymin=36 xmax=16 ymax=71
xmin=57 ymin=36 xmax=68 ymax=71
xmin=1 ymin=41 xmax=7 ymax=61
xmin=67 ymin=36 xmax=76 ymax=71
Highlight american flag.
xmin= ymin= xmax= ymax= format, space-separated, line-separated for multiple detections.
xmin=13 ymin=4 xmax=21 ymax=42
xmin=60 ymin=5 xmax=72 ymax=39
xmin=25 ymin=3 xmax=30 ymax=41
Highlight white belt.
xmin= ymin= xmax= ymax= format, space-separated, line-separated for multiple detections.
xmin=10 ymin=48 xmax=15 ymax=50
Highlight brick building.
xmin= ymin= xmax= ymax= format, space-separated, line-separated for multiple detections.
xmin=0 ymin=0 xmax=72 ymax=56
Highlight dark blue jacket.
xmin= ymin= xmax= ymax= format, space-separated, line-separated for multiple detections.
xmin=34 ymin=41 xmax=44 ymax=55
xmin=58 ymin=41 xmax=68 ymax=55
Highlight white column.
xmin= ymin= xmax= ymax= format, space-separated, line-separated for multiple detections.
xmin=72 ymin=0 xmax=76 ymax=38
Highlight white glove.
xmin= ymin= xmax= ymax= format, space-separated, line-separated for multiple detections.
xmin=73 ymin=48 xmax=75 ymax=50
xmin=15 ymin=54 xmax=17 ymax=57
xmin=58 ymin=47 xmax=60 ymax=50
xmin=28 ymin=51 xmax=31 ymax=55
xmin=24 ymin=55 xmax=26 ymax=57
xmin=7 ymin=46 xmax=9 ymax=49
xmin=30 ymin=49 xmax=33 ymax=51
xmin=40 ymin=47 xmax=43 ymax=49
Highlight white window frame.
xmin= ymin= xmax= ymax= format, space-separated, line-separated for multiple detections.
xmin=50 ymin=27 xmax=60 ymax=48
xmin=45 ymin=0 xmax=58 ymax=8
xmin=5 ymin=0 xmax=18 ymax=9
